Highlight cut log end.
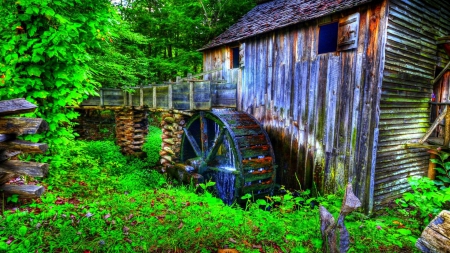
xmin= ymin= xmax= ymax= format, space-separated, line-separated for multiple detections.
xmin=0 ymin=185 xmax=45 ymax=198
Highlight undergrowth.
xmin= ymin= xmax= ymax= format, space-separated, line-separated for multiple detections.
xmin=0 ymin=138 xmax=423 ymax=252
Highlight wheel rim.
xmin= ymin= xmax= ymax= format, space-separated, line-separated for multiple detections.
xmin=181 ymin=109 xmax=276 ymax=204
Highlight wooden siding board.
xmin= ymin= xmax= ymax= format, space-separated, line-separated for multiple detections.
xmin=375 ymin=0 xmax=450 ymax=208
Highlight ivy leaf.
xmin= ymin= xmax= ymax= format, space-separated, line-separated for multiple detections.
xmin=43 ymin=7 xmax=55 ymax=17
xmin=26 ymin=66 xmax=42 ymax=77
xmin=28 ymin=25 xmax=38 ymax=37
xmin=18 ymin=226 xmax=27 ymax=237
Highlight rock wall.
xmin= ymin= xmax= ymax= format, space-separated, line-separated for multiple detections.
xmin=160 ymin=112 xmax=186 ymax=170
xmin=74 ymin=109 xmax=115 ymax=140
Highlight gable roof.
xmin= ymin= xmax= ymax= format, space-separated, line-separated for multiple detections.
xmin=200 ymin=0 xmax=372 ymax=51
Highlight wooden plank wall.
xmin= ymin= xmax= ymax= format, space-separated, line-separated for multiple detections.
xmin=374 ymin=0 xmax=450 ymax=207
xmin=203 ymin=1 xmax=388 ymax=210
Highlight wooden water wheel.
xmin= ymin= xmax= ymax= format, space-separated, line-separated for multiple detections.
xmin=180 ymin=109 xmax=276 ymax=204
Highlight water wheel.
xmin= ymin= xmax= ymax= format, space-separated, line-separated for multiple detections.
xmin=180 ymin=108 xmax=276 ymax=204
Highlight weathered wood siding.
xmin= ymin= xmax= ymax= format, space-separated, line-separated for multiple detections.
xmin=203 ymin=1 xmax=388 ymax=210
xmin=375 ymin=0 xmax=450 ymax=207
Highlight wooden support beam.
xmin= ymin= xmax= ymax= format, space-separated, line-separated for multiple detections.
xmin=0 ymin=185 xmax=45 ymax=198
xmin=183 ymin=128 xmax=202 ymax=158
xmin=0 ymin=118 xmax=48 ymax=135
xmin=0 ymin=98 xmax=37 ymax=116
xmin=0 ymin=160 xmax=49 ymax=177
xmin=431 ymin=61 xmax=450 ymax=85
xmin=418 ymin=106 xmax=447 ymax=144
xmin=0 ymin=140 xmax=48 ymax=153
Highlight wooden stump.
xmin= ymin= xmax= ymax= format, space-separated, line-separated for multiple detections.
xmin=416 ymin=210 xmax=450 ymax=253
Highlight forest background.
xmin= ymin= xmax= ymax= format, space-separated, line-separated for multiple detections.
xmin=0 ymin=0 xmax=256 ymax=144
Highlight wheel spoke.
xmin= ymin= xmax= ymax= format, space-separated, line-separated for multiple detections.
xmin=200 ymin=112 xmax=208 ymax=158
xmin=182 ymin=127 xmax=202 ymax=158
xmin=205 ymin=127 xmax=226 ymax=164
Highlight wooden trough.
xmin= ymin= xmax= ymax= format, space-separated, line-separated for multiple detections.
xmin=0 ymin=99 xmax=49 ymax=199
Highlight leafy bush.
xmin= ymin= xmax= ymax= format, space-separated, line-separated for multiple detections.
xmin=396 ymin=176 xmax=450 ymax=228
xmin=142 ymin=125 xmax=162 ymax=167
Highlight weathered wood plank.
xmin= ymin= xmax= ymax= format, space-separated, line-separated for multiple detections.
xmin=0 ymin=98 xmax=37 ymax=116
xmin=0 ymin=160 xmax=49 ymax=177
xmin=0 ymin=118 xmax=49 ymax=135
xmin=416 ymin=210 xmax=450 ymax=253
xmin=0 ymin=150 xmax=22 ymax=162
xmin=0 ymin=185 xmax=45 ymax=198
xmin=0 ymin=140 xmax=48 ymax=153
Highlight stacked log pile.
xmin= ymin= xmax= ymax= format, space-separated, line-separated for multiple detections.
xmin=115 ymin=109 xmax=148 ymax=156
xmin=0 ymin=98 xmax=49 ymax=199
xmin=160 ymin=112 xmax=187 ymax=169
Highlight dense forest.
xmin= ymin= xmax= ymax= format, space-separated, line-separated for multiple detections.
xmin=0 ymin=0 xmax=256 ymax=144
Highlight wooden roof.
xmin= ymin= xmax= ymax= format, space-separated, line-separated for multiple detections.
xmin=200 ymin=0 xmax=372 ymax=51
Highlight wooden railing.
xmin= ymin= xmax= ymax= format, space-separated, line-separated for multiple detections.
xmin=80 ymin=80 xmax=237 ymax=111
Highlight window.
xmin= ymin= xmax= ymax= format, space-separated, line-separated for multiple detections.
xmin=230 ymin=47 xmax=240 ymax=68
xmin=318 ymin=13 xmax=360 ymax=54
xmin=318 ymin=22 xmax=339 ymax=54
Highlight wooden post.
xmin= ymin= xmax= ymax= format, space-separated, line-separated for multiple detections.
xmin=168 ymin=84 xmax=173 ymax=109
xmin=123 ymin=88 xmax=127 ymax=106
xmin=153 ymin=87 xmax=157 ymax=109
xmin=128 ymin=91 xmax=133 ymax=106
xmin=140 ymin=85 xmax=144 ymax=107
xmin=100 ymin=89 xmax=104 ymax=106
xmin=428 ymin=154 xmax=437 ymax=180
xmin=176 ymin=76 xmax=181 ymax=83
xmin=189 ymin=82 xmax=194 ymax=110
xmin=445 ymin=108 xmax=450 ymax=147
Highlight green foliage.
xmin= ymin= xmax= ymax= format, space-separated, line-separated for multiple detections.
xmin=0 ymin=140 xmax=420 ymax=252
xmin=0 ymin=0 xmax=116 ymax=146
xmin=142 ymin=125 xmax=163 ymax=167
xmin=119 ymin=0 xmax=256 ymax=83
xmin=429 ymin=149 xmax=450 ymax=188
xmin=396 ymin=176 xmax=450 ymax=228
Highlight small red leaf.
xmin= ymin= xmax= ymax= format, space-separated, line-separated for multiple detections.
xmin=195 ymin=227 xmax=201 ymax=233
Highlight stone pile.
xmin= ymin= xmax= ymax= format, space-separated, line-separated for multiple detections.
xmin=160 ymin=112 xmax=186 ymax=168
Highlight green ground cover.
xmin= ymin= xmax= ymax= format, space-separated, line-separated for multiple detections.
xmin=0 ymin=127 xmax=427 ymax=252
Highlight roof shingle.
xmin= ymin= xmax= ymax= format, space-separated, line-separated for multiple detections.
xmin=200 ymin=0 xmax=372 ymax=51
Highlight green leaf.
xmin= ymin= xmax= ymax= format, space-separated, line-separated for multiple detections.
xmin=43 ymin=7 xmax=55 ymax=17
xmin=0 ymin=242 xmax=7 ymax=250
xmin=396 ymin=228 xmax=412 ymax=236
xmin=441 ymin=152 xmax=450 ymax=160
xmin=28 ymin=25 xmax=37 ymax=37
xmin=18 ymin=226 xmax=27 ymax=237
xmin=437 ymin=176 xmax=450 ymax=183
xmin=26 ymin=66 xmax=42 ymax=77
